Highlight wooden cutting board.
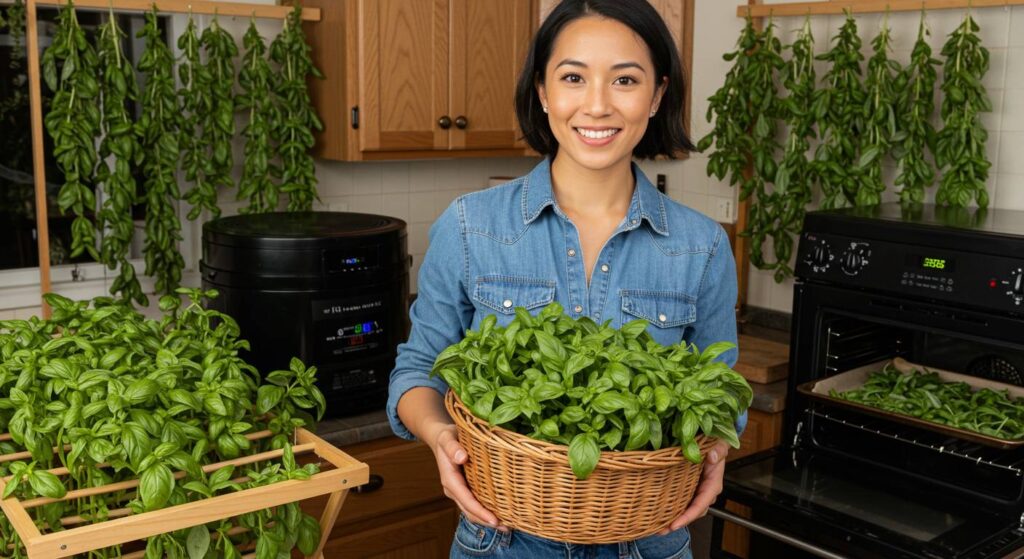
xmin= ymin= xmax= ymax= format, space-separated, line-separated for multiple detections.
xmin=735 ymin=334 xmax=790 ymax=384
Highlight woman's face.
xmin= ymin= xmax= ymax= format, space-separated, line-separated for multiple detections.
xmin=538 ymin=15 xmax=665 ymax=174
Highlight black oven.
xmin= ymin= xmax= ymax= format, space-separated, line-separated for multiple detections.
xmin=711 ymin=204 xmax=1024 ymax=559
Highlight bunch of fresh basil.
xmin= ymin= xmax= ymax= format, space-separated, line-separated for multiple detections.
xmin=431 ymin=303 xmax=752 ymax=480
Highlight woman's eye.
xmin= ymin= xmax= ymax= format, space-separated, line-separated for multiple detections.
xmin=614 ymin=76 xmax=638 ymax=86
xmin=561 ymin=73 xmax=583 ymax=84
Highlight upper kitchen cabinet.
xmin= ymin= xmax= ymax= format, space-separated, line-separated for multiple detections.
xmin=303 ymin=0 xmax=532 ymax=161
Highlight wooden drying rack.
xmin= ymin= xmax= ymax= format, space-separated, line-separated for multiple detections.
xmin=738 ymin=0 xmax=1024 ymax=18
xmin=20 ymin=0 xmax=321 ymax=318
xmin=0 ymin=427 xmax=368 ymax=559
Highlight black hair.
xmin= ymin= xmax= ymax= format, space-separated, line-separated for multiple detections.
xmin=514 ymin=0 xmax=695 ymax=159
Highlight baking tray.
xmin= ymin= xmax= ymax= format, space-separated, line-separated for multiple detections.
xmin=797 ymin=357 xmax=1024 ymax=449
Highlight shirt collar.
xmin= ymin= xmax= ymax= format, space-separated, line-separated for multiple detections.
xmin=522 ymin=158 xmax=669 ymax=236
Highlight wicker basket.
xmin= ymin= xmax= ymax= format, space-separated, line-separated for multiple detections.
xmin=445 ymin=390 xmax=717 ymax=544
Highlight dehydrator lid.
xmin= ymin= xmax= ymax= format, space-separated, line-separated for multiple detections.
xmin=203 ymin=212 xmax=406 ymax=249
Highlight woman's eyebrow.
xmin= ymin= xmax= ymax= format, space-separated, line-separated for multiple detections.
xmin=554 ymin=59 xmax=647 ymax=73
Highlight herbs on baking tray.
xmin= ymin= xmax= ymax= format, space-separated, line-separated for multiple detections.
xmin=431 ymin=303 xmax=752 ymax=480
xmin=830 ymin=362 xmax=1024 ymax=440
xmin=0 ymin=289 xmax=326 ymax=558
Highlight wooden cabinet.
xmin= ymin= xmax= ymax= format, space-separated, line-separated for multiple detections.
xmin=302 ymin=436 xmax=458 ymax=558
xmin=303 ymin=0 xmax=532 ymax=161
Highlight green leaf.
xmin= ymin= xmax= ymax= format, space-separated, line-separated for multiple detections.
xmin=186 ymin=525 xmax=211 ymax=559
xmin=568 ymin=433 xmax=600 ymax=480
xmin=140 ymin=463 xmax=174 ymax=511
xmin=296 ymin=514 xmax=322 ymax=555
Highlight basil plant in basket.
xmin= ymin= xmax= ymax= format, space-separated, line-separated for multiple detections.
xmin=431 ymin=303 xmax=752 ymax=480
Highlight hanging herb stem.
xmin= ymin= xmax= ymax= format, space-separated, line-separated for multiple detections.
xmin=237 ymin=18 xmax=280 ymax=214
xmin=856 ymin=11 xmax=901 ymax=207
xmin=42 ymin=0 xmax=101 ymax=261
xmin=177 ymin=13 xmax=214 ymax=221
xmin=199 ymin=12 xmax=238 ymax=217
xmin=96 ymin=6 xmax=146 ymax=305
xmin=813 ymin=11 xmax=867 ymax=209
xmin=137 ymin=8 xmax=183 ymax=296
xmin=270 ymin=4 xmax=323 ymax=212
xmin=770 ymin=15 xmax=817 ymax=283
xmin=894 ymin=11 xmax=941 ymax=205
xmin=936 ymin=12 xmax=992 ymax=208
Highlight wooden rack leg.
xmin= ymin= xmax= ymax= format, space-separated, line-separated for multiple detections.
xmin=309 ymin=488 xmax=348 ymax=559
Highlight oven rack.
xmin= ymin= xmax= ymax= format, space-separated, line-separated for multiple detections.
xmin=808 ymin=408 xmax=1024 ymax=475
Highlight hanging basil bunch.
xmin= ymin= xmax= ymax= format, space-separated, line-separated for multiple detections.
xmin=936 ymin=13 xmax=992 ymax=208
xmin=893 ymin=14 xmax=941 ymax=204
xmin=137 ymin=9 xmax=184 ymax=296
xmin=96 ymin=8 xmax=146 ymax=306
xmin=42 ymin=0 xmax=101 ymax=261
xmin=857 ymin=16 xmax=901 ymax=207
xmin=270 ymin=4 xmax=324 ymax=212
xmin=6 ymin=0 xmax=25 ymax=71
xmin=199 ymin=15 xmax=238 ymax=217
xmin=769 ymin=16 xmax=817 ymax=283
xmin=178 ymin=15 xmax=214 ymax=222
xmin=812 ymin=12 xmax=867 ymax=209
xmin=237 ymin=19 xmax=281 ymax=214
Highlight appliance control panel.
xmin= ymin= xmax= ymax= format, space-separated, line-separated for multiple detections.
xmin=796 ymin=232 xmax=1024 ymax=313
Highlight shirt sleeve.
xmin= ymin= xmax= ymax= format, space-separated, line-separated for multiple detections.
xmin=387 ymin=201 xmax=475 ymax=441
xmin=690 ymin=225 xmax=748 ymax=437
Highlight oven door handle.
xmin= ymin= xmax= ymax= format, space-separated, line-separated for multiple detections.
xmin=709 ymin=507 xmax=850 ymax=559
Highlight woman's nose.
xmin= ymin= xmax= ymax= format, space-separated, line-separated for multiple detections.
xmin=583 ymin=84 xmax=612 ymax=116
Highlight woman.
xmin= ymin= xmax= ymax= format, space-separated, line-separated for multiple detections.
xmin=388 ymin=1 xmax=744 ymax=557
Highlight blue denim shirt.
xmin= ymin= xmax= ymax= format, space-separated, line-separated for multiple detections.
xmin=388 ymin=158 xmax=746 ymax=440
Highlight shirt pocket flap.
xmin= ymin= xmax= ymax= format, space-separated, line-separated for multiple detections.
xmin=474 ymin=276 xmax=556 ymax=314
xmin=621 ymin=290 xmax=697 ymax=328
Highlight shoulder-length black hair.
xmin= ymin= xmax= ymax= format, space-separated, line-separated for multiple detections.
xmin=514 ymin=0 xmax=695 ymax=159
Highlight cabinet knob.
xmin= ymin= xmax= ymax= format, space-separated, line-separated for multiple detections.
xmin=438 ymin=115 xmax=452 ymax=129
xmin=455 ymin=116 xmax=468 ymax=129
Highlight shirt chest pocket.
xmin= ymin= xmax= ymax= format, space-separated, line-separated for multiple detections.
xmin=473 ymin=275 xmax=556 ymax=316
xmin=620 ymin=290 xmax=697 ymax=345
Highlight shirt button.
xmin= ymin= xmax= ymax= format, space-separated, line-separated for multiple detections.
xmin=600 ymin=264 xmax=609 ymax=273
xmin=631 ymin=219 xmax=639 ymax=225
xmin=574 ymin=305 xmax=583 ymax=313
xmin=658 ymin=313 xmax=667 ymax=323
xmin=503 ymin=299 xmax=513 ymax=308
xmin=567 ymin=249 xmax=577 ymax=257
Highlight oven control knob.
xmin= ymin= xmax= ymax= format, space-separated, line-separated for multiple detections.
xmin=804 ymin=240 xmax=833 ymax=272
xmin=840 ymin=250 xmax=864 ymax=275
xmin=1011 ymin=269 xmax=1024 ymax=304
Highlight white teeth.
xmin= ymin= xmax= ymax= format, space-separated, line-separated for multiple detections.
xmin=576 ymin=128 xmax=619 ymax=139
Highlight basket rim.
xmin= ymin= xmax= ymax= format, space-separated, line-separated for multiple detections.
xmin=445 ymin=390 xmax=717 ymax=467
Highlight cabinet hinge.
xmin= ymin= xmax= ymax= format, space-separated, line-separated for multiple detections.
xmin=351 ymin=106 xmax=359 ymax=130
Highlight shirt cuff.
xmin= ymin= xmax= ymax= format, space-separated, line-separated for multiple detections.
xmin=735 ymin=409 xmax=749 ymax=438
xmin=387 ymin=374 xmax=450 ymax=441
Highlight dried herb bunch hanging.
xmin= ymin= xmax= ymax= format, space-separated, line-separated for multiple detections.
xmin=769 ymin=16 xmax=817 ymax=282
xmin=813 ymin=11 xmax=867 ymax=209
xmin=857 ymin=14 xmax=901 ymax=207
xmin=42 ymin=0 xmax=101 ymax=261
xmin=893 ymin=12 xmax=941 ymax=204
xmin=270 ymin=4 xmax=323 ymax=212
xmin=137 ymin=8 xmax=184 ymax=296
xmin=237 ymin=19 xmax=280 ymax=214
xmin=199 ymin=13 xmax=238 ymax=216
xmin=936 ymin=12 xmax=992 ymax=208
xmin=96 ymin=6 xmax=146 ymax=306
xmin=178 ymin=14 xmax=214 ymax=221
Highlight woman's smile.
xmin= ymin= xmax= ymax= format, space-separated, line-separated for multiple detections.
xmin=574 ymin=126 xmax=621 ymax=145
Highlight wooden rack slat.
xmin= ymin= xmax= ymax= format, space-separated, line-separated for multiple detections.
xmin=31 ymin=0 xmax=321 ymax=21
xmin=738 ymin=0 xmax=1024 ymax=17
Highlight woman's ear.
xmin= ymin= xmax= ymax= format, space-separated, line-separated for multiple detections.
xmin=651 ymin=76 xmax=668 ymax=116
xmin=536 ymin=81 xmax=549 ymax=113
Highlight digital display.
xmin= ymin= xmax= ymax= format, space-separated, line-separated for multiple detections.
xmin=906 ymin=254 xmax=955 ymax=273
xmin=922 ymin=257 xmax=946 ymax=270
xmin=324 ymin=246 xmax=379 ymax=273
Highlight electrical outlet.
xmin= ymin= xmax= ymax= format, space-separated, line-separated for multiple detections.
xmin=713 ymin=197 xmax=734 ymax=222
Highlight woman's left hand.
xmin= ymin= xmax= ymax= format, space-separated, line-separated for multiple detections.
xmin=657 ymin=439 xmax=732 ymax=534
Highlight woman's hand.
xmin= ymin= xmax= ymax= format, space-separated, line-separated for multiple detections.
xmin=428 ymin=423 xmax=508 ymax=531
xmin=658 ymin=439 xmax=731 ymax=534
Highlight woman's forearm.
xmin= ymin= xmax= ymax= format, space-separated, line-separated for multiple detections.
xmin=396 ymin=386 xmax=452 ymax=450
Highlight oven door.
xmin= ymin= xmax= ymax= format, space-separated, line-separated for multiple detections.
xmin=712 ymin=448 xmax=1024 ymax=559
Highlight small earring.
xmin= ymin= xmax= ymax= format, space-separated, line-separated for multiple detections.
xmin=543 ymin=106 xmax=549 ymax=113
xmin=650 ymin=110 xmax=656 ymax=117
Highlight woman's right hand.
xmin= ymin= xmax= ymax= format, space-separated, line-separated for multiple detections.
xmin=429 ymin=423 xmax=507 ymax=530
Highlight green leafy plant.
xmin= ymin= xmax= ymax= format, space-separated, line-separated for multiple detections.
xmin=768 ymin=16 xmax=817 ymax=283
xmin=137 ymin=8 xmax=184 ymax=296
xmin=832 ymin=362 xmax=1024 ymax=440
xmin=856 ymin=13 xmax=901 ymax=207
xmin=813 ymin=11 xmax=867 ymax=209
xmin=177 ymin=14 xmax=214 ymax=222
xmin=270 ymin=4 xmax=323 ymax=212
xmin=96 ymin=6 xmax=146 ymax=306
xmin=893 ymin=12 xmax=941 ymax=204
xmin=431 ymin=303 xmax=751 ymax=480
xmin=42 ymin=0 xmax=101 ymax=261
xmin=199 ymin=14 xmax=238 ymax=218
xmin=237 ymin=19 xmax=281 ymax=214
xmin=936 ymin=12 xmax=992 ymax=208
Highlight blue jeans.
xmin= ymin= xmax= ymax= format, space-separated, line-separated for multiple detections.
xmin=450 ymin=515 xmax=693 ymax=559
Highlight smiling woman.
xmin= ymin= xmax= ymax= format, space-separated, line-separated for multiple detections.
xmin=388 ymin=1 xmax=741 ymax=558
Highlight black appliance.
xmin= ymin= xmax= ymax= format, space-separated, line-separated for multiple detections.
xmin=201 ymin=212 xmax=409 ymax=417
xmin=711 ymin=204 xmax=1024 ymax=559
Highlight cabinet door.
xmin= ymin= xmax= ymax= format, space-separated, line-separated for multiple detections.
xmin=448 ymin=0 xmax=531 ymax=150
xmin=322 ymin=506 xmax=458 ymax=559
xmin=359 ymin=0 xmax=450 ymax=152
